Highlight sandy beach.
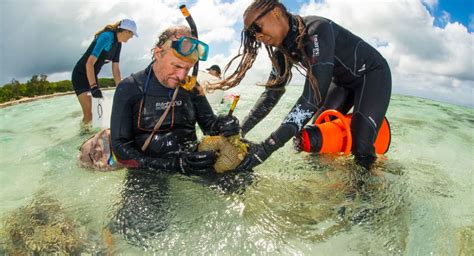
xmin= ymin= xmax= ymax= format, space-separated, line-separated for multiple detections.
xmin=0 ymin=87 xmax=116 ymax=109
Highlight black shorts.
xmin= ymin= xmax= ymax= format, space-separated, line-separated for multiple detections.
xmin=71 ymin=69 xmax=92 ymax=96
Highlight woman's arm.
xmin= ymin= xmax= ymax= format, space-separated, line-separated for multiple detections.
xmin=86 ymin=55 xmax=98 ymax=88
xmin=111 ymin=42 xmax=122 ymax=85
xmin=112 ymin=62 xmax=121 ymax=85
xmin=241 ymin=50 xmax=290 ymax=136
xmin=87 ymin=32 xmax=115 ymax=87
xmin=241 ymin=87 xmax=286 ymax=136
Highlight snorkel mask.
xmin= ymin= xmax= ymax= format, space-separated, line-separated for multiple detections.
xmin=170 ymin=36 xmax=209 ymax=62
xmin=178 ymin=5 xmax=206 ymax=91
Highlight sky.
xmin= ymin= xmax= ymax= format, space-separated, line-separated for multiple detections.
xmin=0 ymin=0 xmax=473 ymax=107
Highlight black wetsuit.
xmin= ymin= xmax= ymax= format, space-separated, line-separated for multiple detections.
xmin=72 ymin=31 xmax=122 ymax=95
xmin=110 ymin=64 xmax=217 ymax=171
xmin=242 ymin=15 xmax=391 ymax=168
xmin=109 ymin=64 xmax=219 ymax=247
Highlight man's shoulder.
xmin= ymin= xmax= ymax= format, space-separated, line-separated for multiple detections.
xmin=119 ymin=75 xmax=136 ymax=86
xmin=116 ymin=70 xmax=147 ymax=94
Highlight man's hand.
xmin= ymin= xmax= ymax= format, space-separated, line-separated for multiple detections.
xmin=90 ymin=85 xmax=103 ymax=98
xmin=147 ymin=133 xmax=179 ymax=155
xmin=210 ymin=115 xmax=240 ymax=137
xmin=178 ymin=151 xmax=216 ymax=175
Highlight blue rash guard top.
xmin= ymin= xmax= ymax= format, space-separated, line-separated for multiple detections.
xmin=73 ymin=31 xmax=122 ymax=76
xmin=91 ymin=31 xmax=117 ymax=58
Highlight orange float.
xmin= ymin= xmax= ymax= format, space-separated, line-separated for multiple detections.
xmin=297 ymin=109 xmax=391 ymax=155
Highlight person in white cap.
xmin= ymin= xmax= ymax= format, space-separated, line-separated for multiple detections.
xmin=72 ymin=18 xmax=138 ymax=131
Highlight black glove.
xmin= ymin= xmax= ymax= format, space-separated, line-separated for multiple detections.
xmin=177 ymin=151 xmax=216 ymax=175
xmin=144 ymin=157 xmax=176 ymax=172
xmin=90 ymin=85 xmax=103 ymax=98
xmin=147 ymin=133 xmax=179 ymax=156
xmin=210 ymin=115 xmax=240 ymax=137
xmin=234 ymin=140 xmax=273 ymax=172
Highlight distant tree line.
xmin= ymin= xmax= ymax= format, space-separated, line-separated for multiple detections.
xmin=0 ymin=75 xmax=116 ymax=103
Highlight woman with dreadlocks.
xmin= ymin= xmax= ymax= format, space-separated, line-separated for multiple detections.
xmin=221 ymin=0 xmax=391 ymax=171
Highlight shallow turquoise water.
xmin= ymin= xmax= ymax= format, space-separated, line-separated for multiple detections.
xmin=0 ymin=86 xmax=473 ymax=255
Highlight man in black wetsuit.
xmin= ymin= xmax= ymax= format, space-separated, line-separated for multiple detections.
xmin=219 ymin=0 xmax=391 ymax=171
xmin=108 ymin=25 xmax=239 ymax=246
xmin=110 ymin=25 xmax=239 ymax=174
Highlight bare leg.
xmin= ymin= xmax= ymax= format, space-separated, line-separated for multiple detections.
xmin=77 ymin=92 xmax=92 ymax=124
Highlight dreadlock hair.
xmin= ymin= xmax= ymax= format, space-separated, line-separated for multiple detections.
xmin=217 ymin=0 xmax=321 ymax=105
xmin=94 ymin=20 xmax=127 ymax=39
xmin=151 ymin=26 xmax=192 ymax=60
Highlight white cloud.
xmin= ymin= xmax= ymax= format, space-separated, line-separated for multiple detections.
xmin=436 ymin=10 xmax=455 ymax=28
xmin=470 ymin=15 xmax=474 ymax=31
xmin=47 ymin=72 xmax=71 ymax=82
xmin=395 ymin=72 xmax=473 ymax=107
xmin=421 ymin=0 xmax=438 ymax=10
xmin=205 ymin=39 xmax=274 ymax=86
xmin=0 ymin=0 xmax=253 ymax=84
xmin=1 ymin=0 xmax=472 ymax=107
xmin=201 ymin=27 xmax=237 ymax=44
xmin=299 ymin=0 xmax=473 ymax=106
xmin=192 ymin=0 xmax=252 ymax=43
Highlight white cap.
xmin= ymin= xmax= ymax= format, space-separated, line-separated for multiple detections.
xmin=119 ymin=19 xmax=138 ymax=37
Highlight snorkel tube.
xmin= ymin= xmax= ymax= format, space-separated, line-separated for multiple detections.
xmin=179 ymin=4 xmax=199 ymax=91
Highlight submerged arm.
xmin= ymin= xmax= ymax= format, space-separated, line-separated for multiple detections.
xmin=241 ymin=50 xmax=290 ymax=136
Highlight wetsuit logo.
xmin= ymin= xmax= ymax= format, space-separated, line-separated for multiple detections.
xmin=311 ymin=35 xmax=320 ymax=64
xmin=283 ymin=104 xmax=313 ymax=130
xmin=155 ymin=100 xmax=183 ymax=110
